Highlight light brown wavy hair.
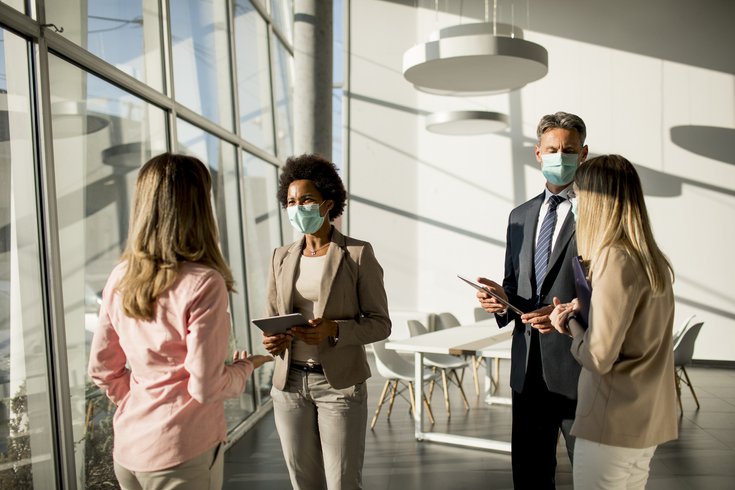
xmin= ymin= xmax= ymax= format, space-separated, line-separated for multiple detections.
xmin=575 ymin=154 xmax=673 ymax=294
xmin=117 ymin=153 xmax=234 ymax=320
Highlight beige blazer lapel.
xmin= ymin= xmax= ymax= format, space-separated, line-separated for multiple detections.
xmin=277 ymin=239 xmax=303 ymax=315
xmin=314 ymin=230 xmax=347 ymax=318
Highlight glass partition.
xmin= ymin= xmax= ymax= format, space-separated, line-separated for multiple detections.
xmin=271 ymin=36 xmax=293 ymax=158
xmin=240 ymin=152 xmax=282 ymax=399
xmin=48 ymin=54 xmax=167 ymax=488
xmin=0 ymin=28 xmax=57 ymax=490
xmin=234 ymin=0 xmax=275 ymax=153
xmin=46 ymin=0 xmax=164 ymax=91
xmin=176 ymin=119 xmax=257 ymax=424
xmin=170 ymin=0 xmax=234 ymax=131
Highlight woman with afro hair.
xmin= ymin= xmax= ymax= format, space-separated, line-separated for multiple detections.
xmin=262 ymin=153 xmax=391 ymax=490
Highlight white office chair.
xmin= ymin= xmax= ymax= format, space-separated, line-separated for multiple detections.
xmin=673 ymin=321 xmax=704 ymax=415
xmin=474 ymin=307 xmax=493 ymax=322
xmin=436 ymin=311 xmax=488 ymax=397
xmin=406 ymin=320 xmax=471 ymax=416
xmin=672 ymin=314 xmax=696 ymax=346
xmin=369 ymin=339 xmax=436 ymax=429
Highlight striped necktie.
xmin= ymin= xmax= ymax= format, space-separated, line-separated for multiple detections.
xmin=534 ymin=195 xmax=565 ymax=296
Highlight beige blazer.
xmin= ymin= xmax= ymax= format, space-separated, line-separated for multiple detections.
xmin=571 ymin=246 xmax=678 ymax=449
xmin=267 ymin=228 xmax=391 ymax=390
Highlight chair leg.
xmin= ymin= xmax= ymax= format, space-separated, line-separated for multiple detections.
xmin=681 ymin=366 xmax=700 ymax=410
xmin=370 ymin=380 xmax=392 ymax=429
xmin=428 ymin=367 xmax=437 ymax=400
xmin=675 ymin=369 xmax=683 ymax=416
xmin=471 ymin=355 xmax=481 ymax=396
xmin=440 ymin=369 xmax=451 ymax=416
xmin=451 ymin=369 xmax=471 ymax=411
xmin=407 ymin=381 xmax=417 ymax=417
xmin=387 ymin=380 xmax=399 ymax=419
xmin=423 ymin=389 xmax=436 ymax=425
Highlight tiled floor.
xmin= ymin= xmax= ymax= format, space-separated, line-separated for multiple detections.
xmin=223 ymin=359 xmax=735 ymax=489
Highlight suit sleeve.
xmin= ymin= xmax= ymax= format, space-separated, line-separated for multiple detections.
xmin=265 ymin=248 xmax=279 ymax=317
xmin=570 ymin=249 xmax=643 ymax=374
xmin=88 ymin=282 xmax=131 ymax=405
xmin=498 ymin=213 xmax=520 ymax=328
xmin=334 ymin=243 xmax=392 ymax=346
xmin=184 ymin=271 xmax=253 ymax=404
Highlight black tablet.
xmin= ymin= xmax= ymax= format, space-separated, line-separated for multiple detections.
xmin=251 ymin=313 xmax=310 ymax=335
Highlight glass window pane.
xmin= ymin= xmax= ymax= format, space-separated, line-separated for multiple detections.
xmin=45 ymin=1 xmax=164 ymax=91
xmin=48 ymin=55 xmax=167 ymax=489
xmin=0 ymin=29 xmax=57 ymax=489
xmin=241 ymin=152 xmax=282 ymax=399
xmin=271 ymin=37 xmax=293 ymax=158
xmin=234 ymin=0 xmax=275 ymax=153
xmin=269 ymin=0 xmax=293 ymax=44
xmin=170 ymin=1 xmax=234 ymax=131
xmin=176 ymin=119 xmax=256 ymax=425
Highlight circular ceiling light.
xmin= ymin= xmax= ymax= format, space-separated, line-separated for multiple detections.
xmin=426 ymin=110 xmax=509 ymax=135
xmin=403 ymin=22 xmax=548 ymax=95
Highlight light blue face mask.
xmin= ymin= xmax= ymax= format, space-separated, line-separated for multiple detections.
xmin=541 ymin=152 xmax=579 ymax=186
xmin=287 ymin=202 xmax=327 ymax=235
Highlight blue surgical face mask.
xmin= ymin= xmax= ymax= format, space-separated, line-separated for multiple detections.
xmin=287 ymin=201 xmax=327 ymax=235
xmin=541 ymin=152 xmax=579 ymax=186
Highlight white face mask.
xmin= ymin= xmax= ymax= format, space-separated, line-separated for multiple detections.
xmin=287 ymin=201 xmax=327 ymax=235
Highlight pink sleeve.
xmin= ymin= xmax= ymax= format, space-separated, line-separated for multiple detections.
xmin=88 ymin=289 xmax=131 ymax=405
xmin=184 ymin=271 xmax=253 ymax=404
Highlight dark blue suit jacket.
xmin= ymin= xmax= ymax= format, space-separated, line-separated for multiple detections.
xmin=498 ymin=192 xmax=581 ymax=399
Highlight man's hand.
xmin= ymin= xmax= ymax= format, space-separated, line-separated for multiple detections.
xmin=290 ymin=317 xmax=338 ymax=346
xmin=521 ymin=305 xmax=556 ymax=334
xmin=476 ymin=277 xmax=509 ymax=314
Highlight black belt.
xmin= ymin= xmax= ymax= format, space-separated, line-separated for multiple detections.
xmin=291 ymin=363 xmax=324 ymax=374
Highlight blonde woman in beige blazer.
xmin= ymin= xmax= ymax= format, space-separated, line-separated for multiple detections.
xmin=262 ymin=154 xmax=391 ymax=490
xmin=550 ymin=155 xmax=677 ymax=490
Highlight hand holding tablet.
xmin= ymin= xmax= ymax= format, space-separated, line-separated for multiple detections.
xmin=252 ymin=313 xmax=309 ymax=335
xmin=457 ymin=275 xmax=525 ymax=316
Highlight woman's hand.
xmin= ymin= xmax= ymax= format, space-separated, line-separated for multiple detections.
xmin=233 ymin=350 xmax=274 ymax=369
xmin=290 ymin=317 xmax=338 ymax=345
xmin=261 ymin=332 xmax=292 ymax=356
xmin=549 ymin=297 xmax=578 ymax=337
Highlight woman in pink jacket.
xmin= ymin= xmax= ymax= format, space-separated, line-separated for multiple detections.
xmin=88 ymin=153 xmax=271 ymax=490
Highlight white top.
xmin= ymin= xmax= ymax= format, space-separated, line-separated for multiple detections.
xmin=291 ymin=254 xmax=326 ymax=364
xmin=534 ymin=186 xmax=573 ymax=250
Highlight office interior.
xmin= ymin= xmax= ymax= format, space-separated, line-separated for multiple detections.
xmin=0 ymin=0 xmax=733 ymax=488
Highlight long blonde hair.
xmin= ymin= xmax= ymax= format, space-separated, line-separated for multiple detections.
xmin=575 ymin=155 xmax=673 ymax=294
xmin=117 ymin=153 xmax=234 ymax=320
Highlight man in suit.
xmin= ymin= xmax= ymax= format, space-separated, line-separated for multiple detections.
xmin=477 ymin=112 xmax=588 ymax=489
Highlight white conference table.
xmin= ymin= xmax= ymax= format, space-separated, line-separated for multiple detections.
xmin=385 ymin=321 xmax=513 ymax=453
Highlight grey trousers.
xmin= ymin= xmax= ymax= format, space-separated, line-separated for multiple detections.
xmin=272 ymin=368 xmax=368 ymax=490
xmin=114 ymin=443 xmax=223 ymax=490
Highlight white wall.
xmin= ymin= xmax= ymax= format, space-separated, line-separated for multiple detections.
xmin=346 ymin=0 xmax=735 ymax=361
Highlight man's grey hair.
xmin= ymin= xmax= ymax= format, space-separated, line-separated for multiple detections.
xmin=536 ymin=112 xmax=587 ymax=144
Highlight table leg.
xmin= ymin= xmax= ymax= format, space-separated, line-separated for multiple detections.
xmin=414 ymin=351 xmax=424 ymax=439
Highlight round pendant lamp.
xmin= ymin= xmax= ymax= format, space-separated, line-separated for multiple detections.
xmin=403 ymin=22 xmax=548 ymax=95
xmin=426 ymin=110 xmax=508 ymax=135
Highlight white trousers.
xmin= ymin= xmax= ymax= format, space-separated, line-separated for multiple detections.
xmin=573 ymin=438 xmax=657 ymax=490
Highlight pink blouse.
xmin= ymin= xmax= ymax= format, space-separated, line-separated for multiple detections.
xmin=88 ymin=262 xmax=253 ymax=472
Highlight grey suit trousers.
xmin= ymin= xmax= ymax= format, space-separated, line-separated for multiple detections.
xmin=272 ymin=368 xmax=368 ymax=490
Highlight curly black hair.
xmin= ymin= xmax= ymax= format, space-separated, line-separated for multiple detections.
xmin=277 ymin=154 xmax=347 ymax=220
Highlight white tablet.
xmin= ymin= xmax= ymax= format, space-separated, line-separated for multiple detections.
xmin=251 ymin=313 xmax=309 ymax=335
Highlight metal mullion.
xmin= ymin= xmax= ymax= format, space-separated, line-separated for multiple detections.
xmin=160 ymin=0 xmax=177 ymax=149
xmin=32 ymin=6 xmax=77 ymax=490
xmin=0 ymin=2 xmax=40 ymax=38
xmin=344 ymin=0 xmax=352 ymax=235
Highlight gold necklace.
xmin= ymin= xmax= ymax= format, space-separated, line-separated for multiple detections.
xmin=305 ymin=243 xmax=330 ymax=256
